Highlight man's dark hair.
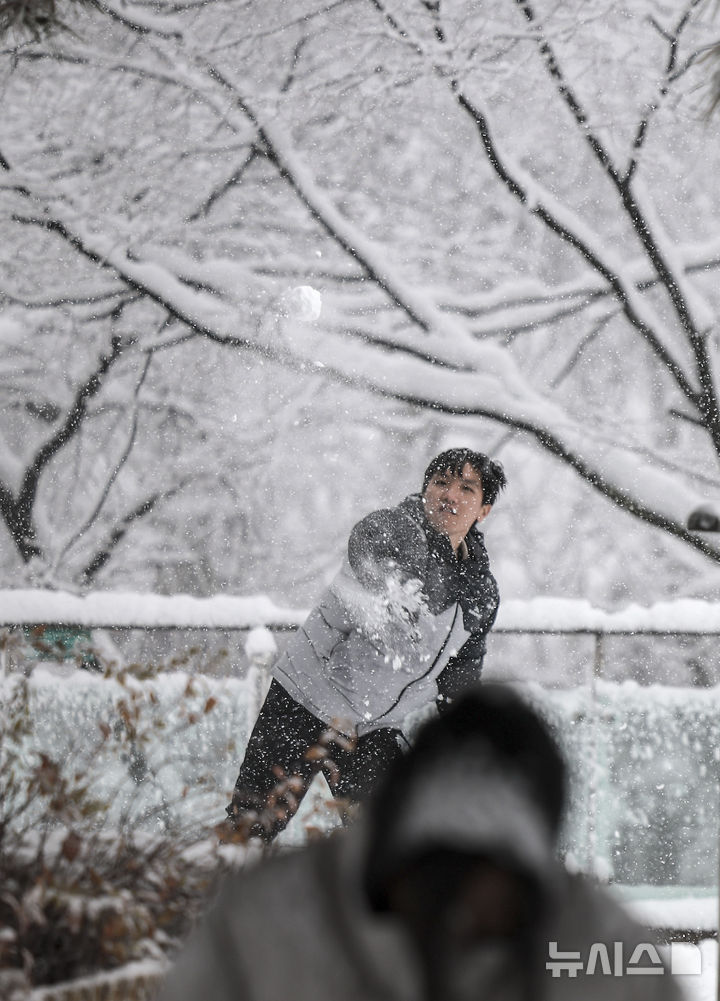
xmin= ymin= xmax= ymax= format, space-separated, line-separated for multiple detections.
xmin=422 ymin=448 xmax=507 ymax=506
xmin=367 ymin=685 xmax=566 ymax=845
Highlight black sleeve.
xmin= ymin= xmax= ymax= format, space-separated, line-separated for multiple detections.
xmin=348 ymin=509 xmax=427 ymax=590
xmin=435 ymin=633 xmax=487 ymax=713
xmin=459 ymin=564 xmax=500 ymax=636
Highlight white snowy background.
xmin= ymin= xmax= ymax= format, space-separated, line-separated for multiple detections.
xmin=3 ymin=0 xmax=720 ymax=995
xmin=1 ymin=0 xmax=720 ymax=609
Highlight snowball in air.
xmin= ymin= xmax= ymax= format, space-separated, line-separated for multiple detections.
xmin=286 ymin=285 xmax=322 ymax=321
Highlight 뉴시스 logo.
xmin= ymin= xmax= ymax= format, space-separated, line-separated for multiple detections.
xmin=546 ymin=941 xmax=703 ymax=977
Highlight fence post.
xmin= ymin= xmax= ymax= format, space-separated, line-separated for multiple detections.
xmin=586 ymin=632 xmax=605 ymax=875
xmin=244 ymin=626 xmax=276 ymax=722
xmin=717 ymin=793 xmax=720 ymax=1001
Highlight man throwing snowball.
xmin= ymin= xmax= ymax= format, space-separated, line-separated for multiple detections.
xmin=225 ymin=447 xmax=506 ymax=842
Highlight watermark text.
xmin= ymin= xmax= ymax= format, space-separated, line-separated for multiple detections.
xmin=546 ymin=941 xmax=702 ymax=977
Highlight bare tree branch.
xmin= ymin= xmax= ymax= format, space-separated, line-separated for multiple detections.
xmin=80 ymin=480 xmax=190 ymax=584
xmin=512 ymin=0 xmax=720 ymax=454
xmin=187 ymin=146 xmax=259 ymax=222
xmin=626 ymin=2 xmax=704 ymax=182
xmin=51 ymin=349 xmax=153 ymax=571
xmin=0 ymin=333 xmax=128 ymax=561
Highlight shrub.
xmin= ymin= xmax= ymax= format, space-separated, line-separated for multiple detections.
xmin=0 ymin=636 xmax=242 ymax=994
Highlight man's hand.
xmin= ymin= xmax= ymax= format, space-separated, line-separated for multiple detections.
xmin=348 ymin=509 xmax=426 ymax=590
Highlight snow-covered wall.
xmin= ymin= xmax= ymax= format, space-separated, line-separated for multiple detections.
xmin=3 ymin=665 xmax=718 ymax=887
xmin=4 ymin=591 xmax=719 ymax=886
xmin=4 ymin=589 xmax=720 ymax=634
xmin=0 ymin=589 xmax=306 ymax=630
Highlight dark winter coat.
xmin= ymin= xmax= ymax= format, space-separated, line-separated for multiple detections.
xmin=273 ymin=495 xmax=500 ymax=735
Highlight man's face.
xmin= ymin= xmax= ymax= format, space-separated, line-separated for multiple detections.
xmin=422 ymin=462 xmax=492 ymax=543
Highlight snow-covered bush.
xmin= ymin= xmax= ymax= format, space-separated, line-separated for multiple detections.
xmin=531 ymin=683 xmax=720 ymax=886
xmin=0 ymin=630 xmax=347 ymax=994
xmin=0 ymin=635 xmax=251 ymax=994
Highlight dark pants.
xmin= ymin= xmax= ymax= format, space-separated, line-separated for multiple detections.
xmin=227 ymin=680 xmax=404 ymax=842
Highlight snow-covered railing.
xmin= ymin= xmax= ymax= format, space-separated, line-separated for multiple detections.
xmin=0 ymin=589 xmax=307 ymax=631
xmin=5 ymin=590 xmax=719 ymax=695
xmin=31 ymin=959 xmax=167 ymax=1001
xmin=3 ymin=589 xmax=720 ymax=635
xmin=497 ymin=597 xmax=720 ymax=635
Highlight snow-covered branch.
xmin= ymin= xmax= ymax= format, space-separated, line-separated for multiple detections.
xmin=364 ymin=2 xmax=706 ymax=413
xmin=514 ymin=0 xmax=719 ymax=438
xmin=0 ymin=333 xmax=127 ymax=562
xmin=3 ymin=62 xmax=717 ymax=563
xmin=3 ymin=0 xmax=720 ymax=595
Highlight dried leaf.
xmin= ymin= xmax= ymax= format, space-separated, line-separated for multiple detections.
xmin=61 ymin=831 xmax=82 ymax=863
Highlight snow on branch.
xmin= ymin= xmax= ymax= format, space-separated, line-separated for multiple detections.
xmin=452 ymin=90 xmax=700 ymax=407
xmin=5 ymin=141 xmax=718 ymax=558
xmin=363 ymin=2 xmax=702 ymax=410
xmin=90 ymin=0 xmax=184 ymax=39
xmin=1 ymin=33 xmax=717 ymax=561
xmin=515 ymin=0 xmax=713 ymax=353
xmin=438 ymin=236 xmax=720 ymax=334
xmin=1 ymin=43 xmax=256 ymax=148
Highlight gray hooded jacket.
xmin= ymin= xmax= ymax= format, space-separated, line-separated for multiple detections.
xmin=160 ymin=822 xmax=681 ymax=1001
xmin=273 ymin=495 xmax=500 ymax=735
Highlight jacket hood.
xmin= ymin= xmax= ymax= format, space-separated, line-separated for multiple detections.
xmin=365 ymin=736 xmax=561 ymax=914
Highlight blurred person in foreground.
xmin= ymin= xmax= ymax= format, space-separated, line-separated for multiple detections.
xmin=225 ymin=447 xmax=506 ymax=842
xmin=166 ymin=685 xmax=681 ymax=1001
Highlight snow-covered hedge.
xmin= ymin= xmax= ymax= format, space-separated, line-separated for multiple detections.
xmin=532 ymin=682 xmax=719 ymax=886
xmin=4 ymin=664 xmax=717 ymax=886
xmin=0 ymin=663 xmax=259 ymax=994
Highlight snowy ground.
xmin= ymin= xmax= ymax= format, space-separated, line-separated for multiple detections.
xmin=667 ymin=940 xmax=715 ymax=1001
xmin=607 ymin=892 xmax=716 ymax=999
